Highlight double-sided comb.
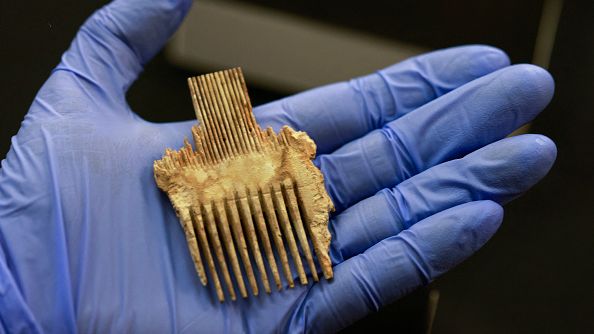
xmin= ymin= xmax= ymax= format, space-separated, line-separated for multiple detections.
xmin=154 ymin=68 xmax=334 ymax=302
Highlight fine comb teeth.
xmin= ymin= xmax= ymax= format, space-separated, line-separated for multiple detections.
xmin=154 ymin=68 xmax=335 ymax=302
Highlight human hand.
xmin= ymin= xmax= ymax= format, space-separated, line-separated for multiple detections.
xmin=0 ymin=0 xmax=556 ymax=333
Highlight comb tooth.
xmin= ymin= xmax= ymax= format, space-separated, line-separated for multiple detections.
xmin=230 ymin=68 xmax=264 ymax=147
xmin=191 ymin=127 xmax=209 ymax=165
xmin=189 ymin=78 xmax=222 ymax=163
xmin=181 ymin=141 xmax=195 ymax=167
xmin=213 ymin=200 xmax=248 ymax=298
xmin=223 ymin=70 xmax=258 ymax=151
xmin=279 ymin=130 xmax=289 ymax=146
xmin=263 ymin=128 xmax=277 ymax=151
xmin=203 ymin=203 xmax=237 ymax=301
xmin=225 ymin=195 xmax=259 ymax=296
xmin=233 ymin=68 xmax=257 ymax=129
xmin=220 ymin=71 xmax=256 ymax=152
xmin=179 ymin=210 xmax=207 ymax=286
xmin=191 ymin=207 xmax=224 ymax=301
xmin=271 ymin=183 xmax=308 ymax=285
xmin=282 ymin=179 xmax=319 ymax=281
xmin=293 ymin=183 xmax=334 ymax=280
xmin=203 ymin=74 xmax=240 ymax=157
xmin=248 ymin=187 xmax=282 ymax=291
xmin=191 ymin=126 xmax=208 ymax=165
xmin=236 ymin=188 xmax=271 ymax=293
xmin=210 ymin=72 xmax=245 ymax=154
xmin=214 ymin=71 xmax=250 ymax=154
xmin=196 ymin=76 xmax=232 ymax=160
xmin=259 ymin=187 xmax=295 ymax=288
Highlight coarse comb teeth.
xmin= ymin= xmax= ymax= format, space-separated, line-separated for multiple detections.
xmin=154 ymin=68 xmax=334 ymax=302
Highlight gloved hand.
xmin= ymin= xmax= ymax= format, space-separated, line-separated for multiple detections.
xmin=0 ymin=0 xmax=557 ymax=333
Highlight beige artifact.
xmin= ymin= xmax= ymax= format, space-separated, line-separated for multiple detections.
xmin=154 ymin=68 xmax=334 ymax=302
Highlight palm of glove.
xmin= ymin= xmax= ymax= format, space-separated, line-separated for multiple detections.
xmin=0 ymin=1 xmax=556 ymax=333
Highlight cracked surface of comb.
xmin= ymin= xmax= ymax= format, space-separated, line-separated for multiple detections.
xmin=154 ymin=68 xmax=334 ymax=302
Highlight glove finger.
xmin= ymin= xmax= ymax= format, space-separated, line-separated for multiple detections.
xmin=0 ymin=247 xmax=43 ymax=334
xmin=43 ymin=0 xmax=192 ymax=112
xmin=254 ymin=45 xmax=509 ymax=154
xmin=318 ymin=64 xmax=554 ymax=211
xmin=330 ymin=134 xmax=556 ymax=262
xmin=291 ymin=201 xmax=503 ymax=333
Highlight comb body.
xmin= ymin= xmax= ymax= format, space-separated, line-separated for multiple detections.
xmin=154 ymin=69 xmax=334 ymax=302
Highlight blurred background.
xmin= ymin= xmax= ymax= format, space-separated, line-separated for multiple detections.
xmin=1 ymin=0 xmax=593 ymax=332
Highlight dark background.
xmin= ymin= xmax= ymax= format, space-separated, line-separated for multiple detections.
xmin=1 ymin=0 xmax=592 ymax=332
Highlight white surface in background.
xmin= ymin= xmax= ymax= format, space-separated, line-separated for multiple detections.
xmin=532 ymin=0 xmax=564 ymax=69
xmin=166 ymin=0 xmax=425 ymax=92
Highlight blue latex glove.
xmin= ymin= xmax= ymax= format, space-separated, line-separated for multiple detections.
xmin=0 ymin=0 xmax=557 ymax=333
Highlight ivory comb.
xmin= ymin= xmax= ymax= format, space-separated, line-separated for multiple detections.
xmin=154 ymin=68 xmax=334 ymax=302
